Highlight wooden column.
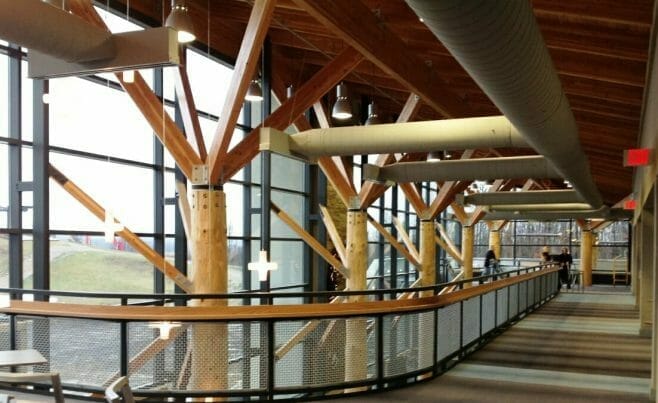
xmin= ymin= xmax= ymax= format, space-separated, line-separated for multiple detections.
xmin=344 ymin=209 xmax=368 ymax=385
xmin=489 ymin=229 xmax=501 ymax=261
xmin=581 ymin=230 xmax=593 ymax=287
xmin=462 ymin=225 xmax=474 ymax=288
xmin=419 ymin=220 xmax=436 ymax=297
xmin=639 ymin=207 xmax=654 ymax=337
xmin=188 ymin=188 xmax=228 ymax=392
xmin=418 ymin=220 xmax=435 ymax=375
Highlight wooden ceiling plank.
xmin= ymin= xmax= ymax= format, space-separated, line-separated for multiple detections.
xmin=174 ymin=65 xmax=208 ymax=161
xmin=220 ymin=47 xmax=364 ymax=180
xmin=208 ymin=0 xmax=277 ymax=184
xmin=293 ymin=0 xmax=470 ymax=118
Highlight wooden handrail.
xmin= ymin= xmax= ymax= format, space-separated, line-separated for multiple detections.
xmin=0 ymin=268 xmax=557 ymax=322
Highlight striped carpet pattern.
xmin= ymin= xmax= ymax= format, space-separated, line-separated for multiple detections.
xmin=334 ymin=287 xmax=651 ymax=403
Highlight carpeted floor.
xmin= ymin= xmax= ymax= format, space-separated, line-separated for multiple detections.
xmin=333 ymin=286 xmax=651 ymax=403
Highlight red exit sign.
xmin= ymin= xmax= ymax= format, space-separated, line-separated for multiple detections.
xmin=624 ymin=148 xmax=652 ymax=167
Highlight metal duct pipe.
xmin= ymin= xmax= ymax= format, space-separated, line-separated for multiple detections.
xmin=287 ymin=115 xmax=528 ymax=157
xmin=0 ymin=0 xmax=115 ymax=62
xmin=405 ymin=0 xmax=603 ymax=208
xmin=364 ymin=156 xmax=560 ymax=183
xmin=460 ymin=190 xmax=585 ymax=205
xmin=488 ymin=203 xmax=594 ymax=211
xmin=483 ymin=209 xmax=631 ymax=221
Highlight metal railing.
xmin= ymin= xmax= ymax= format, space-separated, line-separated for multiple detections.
xmin=0 ymin=264 xmax=559 ymax=401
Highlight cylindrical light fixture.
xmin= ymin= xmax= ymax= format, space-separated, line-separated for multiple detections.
xmin=331 ymin=82 xmax=352 ymax=120
xmin=245 ymin=79 xmax=263 ymax=102
xmin=364 ymin=101 xmax=382 ymax=125
xmin=286 ymin=85 xmax=294 ymax=99
xmin=165 ymin=0 xmax=196 ymax=44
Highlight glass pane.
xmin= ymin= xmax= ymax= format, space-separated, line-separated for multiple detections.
xmin=225 ymin=183 xmax=244 ymax=237
xmin=271 ymin=154 xmax=305 ymax=192
xmin=49 ymin=77 xmax=154 ymax=163
xmin=49 ymin=153 xmax=154 ymax=233
xmin=49 ymin=235 xmax=158 ymax=298
xmin=21 ymin=60 xmax=32 ymax=141
xmin=186 ymin=49 xmax=233 ymax=115
xmin=0 ymin=144 xmax=7 ymax=228
xmin=270 ymin=240 xmax=304 ymax=288
xmin=271 ymin=191 xmax=304 ymax=239
xmin=0 ymin=235 xmax=6 ymax=286
xmin=228 ymin=239 xmax=244 ymax=292
xmin=0 ymin=54 xmax=7 ymax=137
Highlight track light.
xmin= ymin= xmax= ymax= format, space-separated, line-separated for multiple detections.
xmin=165 ymin=0 xmax=196 ymax=44
xmin=364 ymin=101 xmax=382 ymax=125
xmin=245 ymin=79 xmax=263 ymax=102
xmin=331 ymin=83 xmax=352 ymax=120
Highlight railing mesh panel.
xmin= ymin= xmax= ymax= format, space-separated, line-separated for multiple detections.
xmin=383 ymin=311 xmax=433 ymax=377
xmin=496 ymin=289 xmax=508 ymax=326
xmin=481 ymin=291 xmax=495 ymax=334
xmin=274 ymin=318 xmax=350 ymax=388
xmin=528 ymin=278 xmax=535 ymax=307
xmin=462 ymin=297 xmax=480 ymax=345
xmin=14 ymin=316 xmax=119 ymax=387
xmin=509 ymin=284 xmax=519 ymax=318
xmin=437 ymin=303 xmax=460 ymax=361
xmin=0 ymin=315 xmax=10 ymax=351
xmin=519 ymin=281 xmax=528 ymax=311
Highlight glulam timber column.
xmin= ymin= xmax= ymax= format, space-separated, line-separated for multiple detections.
xmin=344 ymin=208 xmax=368 ymax=388
xmin=489 ymin=229 xmax=501 ymax=261
xmin=188 ymin=187 xmax=228 ymax=393
xmin=419 ymin=220 xmax=436 ymax=295
xmin=581 ymin=230 xmax=593 ymax=287
xmin=462 ymin=225 xmax=474 ymax=287
xmin=418 ymin=220 xmax=435 ymax=374
xmin=639 ymin=205 xmax=654 ymax=337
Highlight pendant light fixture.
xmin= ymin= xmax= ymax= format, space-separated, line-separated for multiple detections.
xmin=331 ymin=82 xmax=352 ymax=120
xmin=364 ymin=101 xmax=382 ymax=125
xmin=165 ymin=0 xmax=196 ymax=44
xmin=245 ymin=79 xmax=263 ymax=102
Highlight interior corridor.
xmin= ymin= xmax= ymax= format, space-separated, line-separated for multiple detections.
xmin=334 ymin=286 xmax=651 ymax=403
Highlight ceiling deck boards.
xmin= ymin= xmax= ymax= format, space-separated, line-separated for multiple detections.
xmin=107 ymin=0 xmax=653 ymax=206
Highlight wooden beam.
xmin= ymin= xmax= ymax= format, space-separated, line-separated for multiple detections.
xmin=270 ymin=202 xmax=348 ymax=278
xmin=318 ymin=157 xmax=358 ymax=208
xmin=49 ymin=164 xmax=193 ymax=293
xmin=174 ymin=66 xmax=207 ymax=161
xmin=434 ymin=235 xmax=463 ymax=266
xmin=293 ymin=0 xmax=469 ymax=118
xmin=208 ymin=0 xmax=277 ymax=184
xmin=435 ymin=222 xmax=462 ymax=264
xmin=367 ymin=215 xmax=420 ymax=267
xmin=319 ymin=205 xmax=347 ymax=266
xmin=220 ymin=47 xmax=364 ymax=181
xmin=399 ymin=183 xmax=427 ymax=217
xmin=392 ymin=216 xmax=421 ymax=264
xmin=358 ymin=94 xmax=422 ymax=209
xmin=450 ymin=202 xmax=469 ymax=225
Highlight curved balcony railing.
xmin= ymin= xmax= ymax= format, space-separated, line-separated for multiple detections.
xmin=0 ymin=264 xmax=559 ymax=401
